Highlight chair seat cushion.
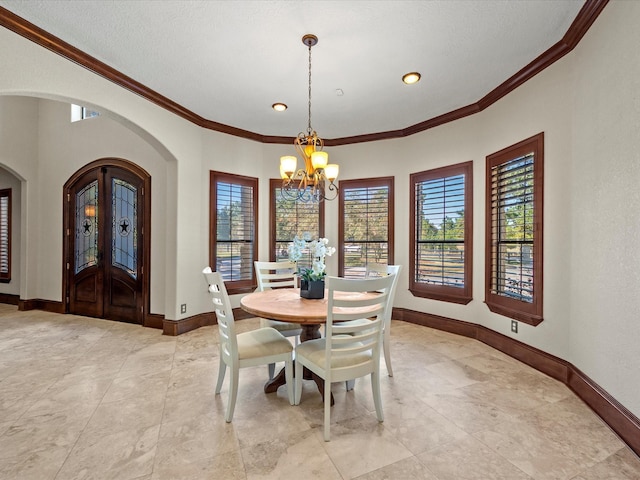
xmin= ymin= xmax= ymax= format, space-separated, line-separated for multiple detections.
xmin=296 ymin=338 xmax=371 ymax=369
xmin=237 ymin=327 xmax=293 ymax=359
xmin=263 ymin=319 xmax=302 ymax=332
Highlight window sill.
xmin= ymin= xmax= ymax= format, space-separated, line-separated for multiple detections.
xmin=226 ymin=285 xmax=257 ymax=296
xmin=409 ymin=287 xmax=472 ymax=305
xmin=485 ymin=301 xmax=543 ymax=326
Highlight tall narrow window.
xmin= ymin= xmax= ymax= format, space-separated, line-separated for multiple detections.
xmin=270 ymin=179 xmax=324 ymax=270
xmin=210 ymin=171 xmax=258 ymax=294
xmin=485 ymin=133 xmax=543 ymax=325
xmin=0 ymin=189 xmax=11 ymax=282
xmin=410 ymin=162 xmax=472 ymax=304
xmin=339 ymin=177 xmax=394 ymax=278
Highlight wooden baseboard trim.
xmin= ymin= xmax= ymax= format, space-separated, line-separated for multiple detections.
xmin=163 ymin=312 xmax=215 ymax=336
xmin=394 ymin=307 xmax=640 ymax=457
xmin=568 ymin=366 xmax=640 ymax=456
xmin=0 ymin=293 xmax=19 ymax=305
xmin=18 ymin=298 xmax=65 ymax=313
xmin=162 ymin=307 xmax=254 ymax=336
xmin=144 ymin=313 xmax=164 ymax=330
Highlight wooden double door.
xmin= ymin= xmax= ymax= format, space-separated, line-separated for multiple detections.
xmin=64 ymin=159 xmax=150 ymax=324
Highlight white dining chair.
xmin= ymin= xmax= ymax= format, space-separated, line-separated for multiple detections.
xmin=254 ymin=260 xmax=302 ymax=379
xmin=203 ymin=267 xmax=294 ymax=422
xmin=343 ymin=263 xmax=401 ymax=377
xmin=294 ymin=274 xmax=394 ymax=441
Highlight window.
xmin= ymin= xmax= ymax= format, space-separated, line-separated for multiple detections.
xmin=485 ymin=133 xmax=543 ymax=325
xmin=71 ymin=104 xmax=100 ymax=122
xmin=410 ymin=162 xmax=473 ymax=304
xmin=269 ymin=179 xmax=324 ymax=270
xmin=0 ymin=189 xmax=10 ymax=282
xmin=210 ymin=171 xmax=258 ymax=294
xmin=339 ymin=177 xmax=394 ymax=278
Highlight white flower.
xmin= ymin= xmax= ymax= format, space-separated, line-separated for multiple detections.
xmin=288 ymin=234 xmax=334 ymax=281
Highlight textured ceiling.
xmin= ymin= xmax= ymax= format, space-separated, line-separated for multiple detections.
xmin=0 ymin=0 xmax=586 ymax=140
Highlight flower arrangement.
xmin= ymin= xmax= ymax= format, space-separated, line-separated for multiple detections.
xmin=287 ymin=233 xmax=336 ymax=282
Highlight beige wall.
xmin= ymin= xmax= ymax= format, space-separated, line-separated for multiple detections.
xmin=0 ymin=1 xmax=638 ymax=417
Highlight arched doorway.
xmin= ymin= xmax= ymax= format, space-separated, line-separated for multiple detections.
xmin=63 ymin=158 xmax=151 ymax=324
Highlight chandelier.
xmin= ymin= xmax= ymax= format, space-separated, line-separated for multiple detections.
xmin=279 ymin=34 xmax=339 ymax=203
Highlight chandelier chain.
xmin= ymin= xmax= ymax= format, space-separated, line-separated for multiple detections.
xmin=307 ymin=41 xmax=312 ymax=135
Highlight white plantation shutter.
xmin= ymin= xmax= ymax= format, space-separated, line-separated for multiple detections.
xmin=0 ymin=189 xmax=10 ymax=281
xmin=271 ymin=179 xmax=323 ymax=269
xmin=211 ymin=172 xmax=258 ymax=292
xmin=485 ymin=133 xmax=543 ymax=325
xmin=410 ymin=162 xmax=472 ymax=304
xmin=489 ymin=153 xmax=535 ymax=302
xmin=339 ymin=177 xmax=394 ymax=278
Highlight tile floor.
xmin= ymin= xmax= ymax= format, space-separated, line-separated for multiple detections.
xmin=0 ymin=304 xmax=639 ymax=479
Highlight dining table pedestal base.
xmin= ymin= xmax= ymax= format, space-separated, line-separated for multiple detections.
xmin=263 ymin=323 xmax=335 ymax=406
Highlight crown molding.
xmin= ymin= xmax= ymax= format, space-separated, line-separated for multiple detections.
xmin=0 ymin=0 xmax=609 ymax=146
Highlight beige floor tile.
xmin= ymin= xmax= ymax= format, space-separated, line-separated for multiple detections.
xmin=354 ymin=455 xmax=440 ymax=480
xmin=0 ymin=309 xmax=638 ymax=479
xmin=55 ymin=424 xmax=160 ymax=480
xmin=319 ymin=413 xmax=413 ymax=478
xmin=242 ymin=429 xmax=340 ymax=479
xmin=417 ymin=434 xmax=533 ymax=479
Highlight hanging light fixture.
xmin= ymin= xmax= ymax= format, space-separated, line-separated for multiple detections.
xmin=279 ymin=34 xmax=339 ymax=203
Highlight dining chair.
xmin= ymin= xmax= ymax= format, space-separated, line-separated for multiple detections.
xmin=343 ymin=264 xmax=402 ymax=377
xmin=202 ymin=267 xmax=294 ymax=422
xmin=294 ymin=274 xmax=394 ymax=441
xmin=254 ymin=260 xmax=303 ymax=379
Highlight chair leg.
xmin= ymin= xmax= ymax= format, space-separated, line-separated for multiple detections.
xmin=323 ymin=378 xmax=332 ymax=441
xmin=225 ymin=365 xmax=239 ymax=423
xmin=268 ymin=362 xmax=275 ymax=380
xmin=383 ymin=327 xmax=393 ymax=377
xmin=285 ymin=357 xmax=294 ymax=405
xmin=371 ymin=370 xmax=384 ymax=423
xmin=294 ymin=360 xmax=303 ymax=405
xmin=215 ymin=358 xmax=226 ymax=394
xmin=345 ymin=379 xmax=355 ymax=391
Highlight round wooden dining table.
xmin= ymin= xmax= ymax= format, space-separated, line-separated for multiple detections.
xmin=240 ymin=287 xmax=380 ymax=402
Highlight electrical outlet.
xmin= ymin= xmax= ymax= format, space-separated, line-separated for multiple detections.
xmin=511 ymin=320 xmax=518 ymax=334
xmin=181 ymin=304 xmax=187 ymax=314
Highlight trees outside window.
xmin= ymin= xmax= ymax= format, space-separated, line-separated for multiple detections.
xmin=210 ymin=171 xmax=258 ymax=294
xmin=485 ymin=133 xmax=544 ymax=325
xmin=339 ymin=177 xmax=394 ymax=278
xmin=270 ymin=178 xmax=324 ymax=271
xmin=410 ymin=162 xmax=472 ymax=304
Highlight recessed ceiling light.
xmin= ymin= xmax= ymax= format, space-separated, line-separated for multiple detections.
xmin=272 ymin=103 xmax=287 ymax=112
xmin=402 ymin=72 xmax=421 ymax=85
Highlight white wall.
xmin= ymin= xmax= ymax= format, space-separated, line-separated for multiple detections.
xmin=568 ymin=1 xmax=640 ymax=416
xmin=0 ymin=1 xmax=638 ymax=419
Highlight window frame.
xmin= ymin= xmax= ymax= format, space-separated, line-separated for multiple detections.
xmin=0 ymin=188 xmax=11 ymax=283
xmin=485 ymin=133 xmax=544 ymax=326
xmin=409 ymin=161 xmax=473 ymax=304
xmin=269 ymin=178 xmax=325 ymax=263
xmin=338 ymin=176 xmax=394 ymax=278
xmin=209 ymin=171 xmax=258 ymax=295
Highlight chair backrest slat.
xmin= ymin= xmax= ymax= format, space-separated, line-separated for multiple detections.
xmin=324 ymin=275 xmax=394 ymax=368
xmin=203 ymin=267 xmax=238 ymax=362
xmin=366 ymin=263 xmax=402 ymax=321
xmin=254 ymin=260 xmax=297 ymax=291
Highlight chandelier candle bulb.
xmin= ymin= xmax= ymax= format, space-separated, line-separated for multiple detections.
xmin=280 ymin=156 xmax=297 ymax=177
xmin=325 ymin=164 xmax=339 ymax=181
xmin=311 ymin=151 xmax=328 ymax=170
